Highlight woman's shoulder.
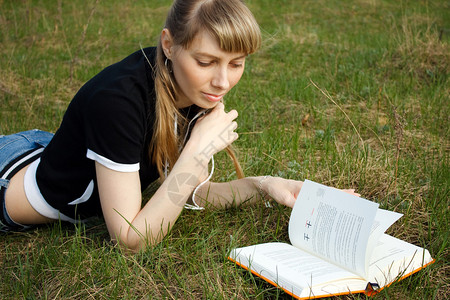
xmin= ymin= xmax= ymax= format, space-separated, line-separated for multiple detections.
xmin=72 ymin=47 xmax=157 ymax=108
xmin=115 ymin=47 xmax=156 ymax=70
xmin=93 ymin=46 xmax=157 ymax=86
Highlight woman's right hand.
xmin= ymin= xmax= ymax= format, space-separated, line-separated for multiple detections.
xmin=185 ymin=102 xmax=238 ymax=163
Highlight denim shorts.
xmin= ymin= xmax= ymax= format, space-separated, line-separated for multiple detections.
xmin=0 ymin=129 xmax=54 ymax=232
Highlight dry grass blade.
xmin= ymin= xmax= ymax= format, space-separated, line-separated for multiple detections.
xmin=308 ymin=79 xmax=365 ymax=148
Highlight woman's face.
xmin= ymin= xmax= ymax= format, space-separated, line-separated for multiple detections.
xmin=164 ymin=30 xmax=247 ymax=109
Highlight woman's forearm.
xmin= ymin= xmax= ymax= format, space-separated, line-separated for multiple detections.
xmin=126 ymin=104 xmax=240 ymax=250
xmin=195 ymin=176 xmax=304 ymax=209
xmin=126 ymin=148 xmax=209 ymax=250
xmin=194 ymin=177 xmax=265 ymax=209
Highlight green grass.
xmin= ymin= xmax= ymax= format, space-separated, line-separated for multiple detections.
xmin=1 ymin=0 xmax=448 ymax=299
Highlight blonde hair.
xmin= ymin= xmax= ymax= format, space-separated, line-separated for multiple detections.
xmin=151 ymin=0 xmax=261 ymax=180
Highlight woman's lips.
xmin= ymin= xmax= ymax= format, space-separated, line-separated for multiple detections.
xmin=203 ymin=92 xmax=224 ymax=102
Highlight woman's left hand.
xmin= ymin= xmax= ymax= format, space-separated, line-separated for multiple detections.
xmin=259 ymin=176 xmax=303 ymax=208
xmin=259 ymin=177 xmax=362 ymax=208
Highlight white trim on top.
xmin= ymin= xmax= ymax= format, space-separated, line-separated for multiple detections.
xmin=86 ymin=149 xmax=140 ymax=172
xmin=24 ymin=159 xmax=78 ymax=223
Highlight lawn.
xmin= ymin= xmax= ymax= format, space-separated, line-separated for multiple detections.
xmin=0 ymin=0 xmax=448 ymax=299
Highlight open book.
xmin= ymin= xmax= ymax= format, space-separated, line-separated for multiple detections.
xmin=228 ymin=180 xmax=434 ymax=299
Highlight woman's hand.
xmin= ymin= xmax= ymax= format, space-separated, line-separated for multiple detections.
xmin=185 ymin=102 xmax=238 ymax=163
xmin=259 ymin=177 xmax=361 ymax=208
xmin=259 ymin=176 xmax=303 ymax=208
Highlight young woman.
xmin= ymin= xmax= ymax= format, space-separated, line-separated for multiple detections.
xmin=0 ymin=0 xmax=356 ymax=250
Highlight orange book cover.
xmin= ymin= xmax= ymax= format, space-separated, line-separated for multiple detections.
xmin=228 ymin=180 xmax=434 ymax=299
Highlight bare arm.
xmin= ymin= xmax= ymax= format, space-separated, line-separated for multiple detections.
xmin=194 ymin=176 xmax=304 ymax=209
xmin=96 ymin=103 xmax=237 ymax=251
xmin=193 ymin=176 xmax=361 ymax=209
xmin=96 ymin=149 xmax=207 ymax=251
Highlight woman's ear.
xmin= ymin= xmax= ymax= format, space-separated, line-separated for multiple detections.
xmin=161 ymin=28 xmax=173 ymax=59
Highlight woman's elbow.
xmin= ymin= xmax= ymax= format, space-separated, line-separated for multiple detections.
xmin=111 ymin=226 xmax=162 ymax=252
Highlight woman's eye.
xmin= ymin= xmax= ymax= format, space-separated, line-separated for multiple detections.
xmin=197 ymin=61 xmax=212 ymax=67
xmin=230 ymin=61 xmax=244 ymax=68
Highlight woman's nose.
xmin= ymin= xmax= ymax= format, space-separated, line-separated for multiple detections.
xmin=211 ymin=67 xmax=230 ymax=90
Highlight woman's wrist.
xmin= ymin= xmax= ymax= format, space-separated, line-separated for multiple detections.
xmin=182 ymin=139 xmax=214 ymax=166
xmin=168 ymin=147 xmax=211 ymax=189
xmin=180 ymin=142 xmax=210 ymax=167
xmin=256 ymin=175 xmax=272 ymax=207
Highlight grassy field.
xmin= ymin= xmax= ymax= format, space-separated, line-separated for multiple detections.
xmin=1 ymin=0 xmax=448 ymax=299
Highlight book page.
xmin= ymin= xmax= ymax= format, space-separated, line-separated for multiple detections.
xmin=368 ymin=234 xmax=433 ymax=288
xmin=229 ymin=242 xmax=363 ymax=297
xmin=365 ymin=209 xmax=403 ymax=274
xmin=289 ymin=180 xmax=379 ymax=278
